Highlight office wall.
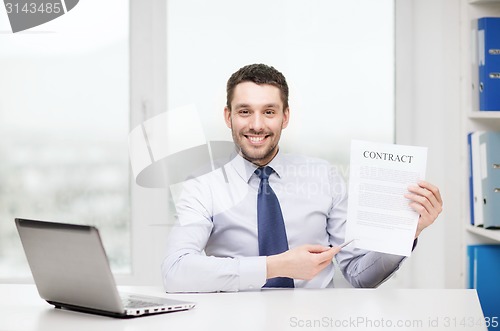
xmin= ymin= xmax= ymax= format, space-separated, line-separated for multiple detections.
xmin=395 ymin=0 xmax=462 ymax=288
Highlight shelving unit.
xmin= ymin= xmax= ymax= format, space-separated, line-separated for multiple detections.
xmin=466 ymin=225 xmax=500 ymax=242
xmin=467 ymin=112 xmax=500 ymax=119
xmin=469 ymin=0 xmax=500 ymax=3
xmin=461 ymin=0 xmax=500 ymax=248
xmin=460 ymin=1 xmax=500 ymax=298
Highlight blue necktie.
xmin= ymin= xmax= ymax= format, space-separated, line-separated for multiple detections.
xmin=256 ymin=166 xmax=294 ymax=288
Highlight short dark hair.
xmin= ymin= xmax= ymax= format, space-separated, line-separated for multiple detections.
xmin=226 ymin=64 xmax=289 ymax=110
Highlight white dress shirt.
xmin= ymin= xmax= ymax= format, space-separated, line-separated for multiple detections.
xmin=162 ymin=151 xmax=408 ymax=292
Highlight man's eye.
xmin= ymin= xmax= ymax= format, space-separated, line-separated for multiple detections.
xmin=239 ymin=110 xmax=250 ymax=115
xmin=265 ymin=110 xmax=275 ymax=115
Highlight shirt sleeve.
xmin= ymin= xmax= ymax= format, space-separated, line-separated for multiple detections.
xmin=161 ymin=176 xmax=267 ymax=293
xmin=326 ymin=166 xmax=408 ymax=288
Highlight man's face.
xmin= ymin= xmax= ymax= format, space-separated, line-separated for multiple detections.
xmin=224 ymin=82 xmax=289 ymax=166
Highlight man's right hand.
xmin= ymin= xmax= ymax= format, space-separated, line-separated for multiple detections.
xmin=266 ymin=244 xmax=340 ymax=281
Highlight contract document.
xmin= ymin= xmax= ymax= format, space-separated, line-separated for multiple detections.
xmin=345 ymin=140 xmax=428 ymax=256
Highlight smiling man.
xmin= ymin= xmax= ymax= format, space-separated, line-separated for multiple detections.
xmin=225 ymin=80 xmax=288 ymax=166
xmin=162 ymin=64 xmax=443 ymax=292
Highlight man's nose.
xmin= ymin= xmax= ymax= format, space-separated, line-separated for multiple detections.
xmin=249 ymin=113 xmax=265 ymax=132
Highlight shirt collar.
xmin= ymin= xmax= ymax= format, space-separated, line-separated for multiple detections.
xmin=230 ymin=149 xmax=285 ymax=183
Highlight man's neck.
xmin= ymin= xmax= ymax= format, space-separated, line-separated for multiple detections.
xmin=243 ymin=148 xmax=280 ymax=168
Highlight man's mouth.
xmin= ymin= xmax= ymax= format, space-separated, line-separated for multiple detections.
xmin=245 ymin=135 xmax=268 ymax=145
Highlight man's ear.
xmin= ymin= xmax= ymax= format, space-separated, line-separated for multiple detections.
xmin=282 ymin=107 xmax=290 ymax=129
xmin=224 ymin=106 xmax=232 ymax=129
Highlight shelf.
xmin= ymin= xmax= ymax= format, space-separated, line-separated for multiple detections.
xmin=467 ymin=225 xmax=500 ymax=241
xmin=469 ymin=0 xmax=500 ymax=4
xmin=467 ymin=111 xmax=500 ymax=119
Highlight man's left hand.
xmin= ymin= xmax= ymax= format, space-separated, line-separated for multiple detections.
xmin=405 ymin=180 xmax=443 ymax=238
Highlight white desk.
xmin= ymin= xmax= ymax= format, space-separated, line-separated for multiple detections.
xmin=0 ymin=284 xmax=487 ymax=331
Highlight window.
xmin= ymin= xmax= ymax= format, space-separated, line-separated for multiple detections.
xmin=0 ymin=0 xmax=394 ymax=283
xmin=166 ymin=0 xmax=394 ymax=172
xmin=0 ymin=0 xmax=130 ymax=279
xmin=164 ymin=0 xmax=394 ymax=289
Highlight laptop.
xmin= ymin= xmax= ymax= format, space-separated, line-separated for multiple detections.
xmin=15 ymin=218 xmax=195 ymax=318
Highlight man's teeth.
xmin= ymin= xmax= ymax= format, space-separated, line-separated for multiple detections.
xmin=249 ymin=136 xmax=265 ymax=143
